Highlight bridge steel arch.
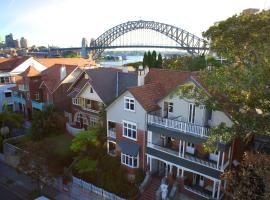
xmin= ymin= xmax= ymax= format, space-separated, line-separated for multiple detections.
xmin=91 ymin=20 xmax=209 ymax=59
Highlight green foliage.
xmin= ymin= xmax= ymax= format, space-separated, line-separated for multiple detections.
xmin=203 ymin=10 xmax=270 ymax=67
xmin=30 ymin=105 xmax=64 ymax=140
xmin=63 ymin=51 xmax=79 ymax=58
xmin=223 ymin=152 xmax=270 ymax=200
xmin=163 ymin=55 xmax=222 ymax=71
xmin=74 ymin=157 xmax=97 ymax=174
xmin=0 ymin=108 xmax=23 ymax=138
xmin=70 ymin=130 xmax=99 ymax=152
xmin=142 ymin=50 xmax=163 ymax=68
xmin=134 ymin=168 xmax=145 ymax=186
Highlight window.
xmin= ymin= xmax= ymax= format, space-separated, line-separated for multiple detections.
xmin=168 ymin=102 xmax=173 ymax=113
xmin=188 ymin=103 xmax=196 ymax=123
xmin=4 ymin=92 xmax=11 ymax=98
xmin=34 ymin=93 xmax=39 ymax=100
xmin=187 ymin=142 xmax=195 ymax=148
xmin=186 ymin=142 xmax=195 ymax=154
xmin=72 ymin=98 xmax=80 ymax=105
xmin=123 ymin=121 xmax=137 ymax=140
xmin=0 ymin=77 xmax=11 ymax=84
xmin=90 ymin=87 xmax=93 ymax=93
xmin=207 ymin=109 xmax=213 ymax=120
xmin=124 ymin=97 xmax=135 ymax=111
xmin=121 ymin=153 xmax=139 ymax=168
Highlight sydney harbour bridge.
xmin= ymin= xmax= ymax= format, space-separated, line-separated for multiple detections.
xmin=50 ymin=20 xmax=209 ymax=59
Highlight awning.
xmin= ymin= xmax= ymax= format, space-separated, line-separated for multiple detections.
xmin=118 ymin=139 xmax=140 ymax=157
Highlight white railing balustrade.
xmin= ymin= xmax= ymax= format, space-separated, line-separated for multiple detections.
xmin=147 ymin=114 xmax=209 ymax=137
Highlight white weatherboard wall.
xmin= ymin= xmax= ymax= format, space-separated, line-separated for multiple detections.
xmin=78 ymin=83 xmax=102 ymax=102
xmin=107 ymin=91 xmax=147 ymax=130
xmin=209 ymin=111 xmax=233 ymax=127
xmin=10 ymin=57 xmax=47 ymax=75
xmin=158 ymin=93 xmax=207 ymax=126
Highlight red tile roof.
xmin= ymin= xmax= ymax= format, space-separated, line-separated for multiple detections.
xmin=35 ymin=57 xmax=95 ymax=68
xmin=127 ymin=69 xmax=192 ymax=111
xmin=40 ymin=64 xmax=78 ymax=93
xmin=0 ymin=57 xmax=30 ymax=72
xmin=19 ymin=65 xmax=41 ymax=77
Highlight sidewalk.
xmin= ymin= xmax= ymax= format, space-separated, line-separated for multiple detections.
xmin=0 ymin=160 xmax=103 ymax=200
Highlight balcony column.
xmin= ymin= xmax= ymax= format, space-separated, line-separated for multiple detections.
xmin=182 ymin=141 xmax=186 ymax=157
xmin=181 ymin=168 xmax=184 ymax=177
xmin=179 ymin=140 xmax=182 ymax=157
xmin=217 ymin=180 xmax=221 ymax=199
xmin=177 ymin=167 xmax=180 ymax=177
xmin=165 ymin=163 xmax=168 ymax=177
xmin=212 ymin=180 xmax=216 ymax=198
xmin=107 ymin=141 xmax=109 ymax=154
xmin=217 ymin=151 xmax=221 ymax=169
xmin=221 ymin=151 xmax=225 ymax=170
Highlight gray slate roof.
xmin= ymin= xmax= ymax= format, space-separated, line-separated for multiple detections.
xmin=118 ymin=139 xmax=140 ymax=156
xmin=84 ymin=68 xmax=137 ymax=105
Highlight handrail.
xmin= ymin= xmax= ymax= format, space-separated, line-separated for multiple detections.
xmin=147 ymin=114 xmax=209 ymax=137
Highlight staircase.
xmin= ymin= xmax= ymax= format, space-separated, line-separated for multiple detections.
xmin=139 ymin=176 xmax=161 ymax=200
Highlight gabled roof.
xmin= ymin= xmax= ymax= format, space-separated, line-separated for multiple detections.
xmin=19 ymin=65 xmax=41 ymax=77
xmin=39 ymin=64 xmax=77 ymax=93
xmin=129 ymin=83 xmax=166 ymax=112
xmin=69 ymin=67 xmax=138 ymax=105
xmin=0 ymin=57 xmax=31 ymax=72
xmin=126 ymin=69 xmax=192 ymax=112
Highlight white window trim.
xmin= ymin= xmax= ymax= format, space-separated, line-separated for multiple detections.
xmin=124 ymin=96 xmax=135 ymax=112
xmin=121 ymin=153 xmax=139 ymax=168
xmin=122 ymin=120 xmax=137 ymax=141
xmin=186 ymin=142 xmax=195 ymax=154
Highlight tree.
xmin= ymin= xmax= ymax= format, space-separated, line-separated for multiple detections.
xmin=178 ymin=10 xmax=270 ymax=199
xmin=30 ymin=105 xmax=64 ymax=140
xmin=156 ymin=53 xmax=163 ymax=68
xmin=70 ymin=124 xmax=105 ymax=173
xmin=142 ymin=52 xmax=147 ymax=67
xmin=152 ymin=50 xmax=157 ymax=66
xmin=147 ymin=51 xmax=152 ymax=67
xmin=223 ymin=152 xmax=270 ymax=200
xmin=0 ymin=106 xmax=23 ymax=138
xmin=17 ymin=141 xmax=54 ymax=193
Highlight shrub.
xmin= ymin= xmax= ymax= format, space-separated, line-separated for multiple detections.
xmin=135 ymin=168 xmax=145 ymax=186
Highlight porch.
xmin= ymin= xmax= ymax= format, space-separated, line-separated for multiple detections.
xmin=146 ymin=155 xmax=226 ymax=200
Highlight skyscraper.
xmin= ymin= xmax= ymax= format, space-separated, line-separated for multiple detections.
xmin=20 ymin=37 xmax=28 ymax=48
xmin=5 ymin=34 xmax=14 ymax=48
xmin=13 ymin=39 xmax=20 ymax=48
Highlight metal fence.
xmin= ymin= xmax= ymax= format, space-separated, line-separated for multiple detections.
xmin=72 ymin=176 xmax=126 ymax=200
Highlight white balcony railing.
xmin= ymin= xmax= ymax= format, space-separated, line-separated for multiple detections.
xmin=108 ymin=128 xmax=116 ymax=139
xmin=72 ymin=97 xmax=100 ymax=114
xmin=147 ymin=114 xmax=209 ymax=137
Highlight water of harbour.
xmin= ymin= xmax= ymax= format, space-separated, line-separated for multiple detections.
xmin=97 ymin=55 xmax=143 ymax=67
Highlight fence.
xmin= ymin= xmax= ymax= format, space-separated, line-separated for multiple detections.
xmin=72 ymin=176 xmax=126 ymax=200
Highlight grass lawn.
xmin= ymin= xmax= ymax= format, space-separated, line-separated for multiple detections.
xmin=9 ymin=134 xmax=74 ymax=175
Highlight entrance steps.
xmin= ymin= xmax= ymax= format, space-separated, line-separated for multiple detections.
xmin=139 ymin=176 xmax=161 ymax=200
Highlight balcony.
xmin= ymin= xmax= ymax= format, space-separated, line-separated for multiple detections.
xmin=72 ymin=97 xmax=100 ymax=114
xmin=147 ymin=142 xmax=223 ymax=171
xmin=32 ymin=100 xmax=44 ymax=110
xmin=13 ymin=95 xmax=26 ymax=104
xmin=147 ymin=114 xmax=209 ymax=138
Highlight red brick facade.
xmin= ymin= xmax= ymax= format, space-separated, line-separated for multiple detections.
xmin=114 ymin=122 xmax=146 ymax=174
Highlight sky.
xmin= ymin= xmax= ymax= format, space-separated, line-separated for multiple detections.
xmin=0 ymin=0 xmax=269 ymax=47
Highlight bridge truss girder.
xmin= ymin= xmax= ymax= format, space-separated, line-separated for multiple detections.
xmin=91 ymin=20 xmax=209 ymax=59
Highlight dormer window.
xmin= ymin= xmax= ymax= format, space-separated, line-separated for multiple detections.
xmin=124 ymin=97 xmax=135 ymax=112
xmin=168 ymin=102 xmax=173 ymax=113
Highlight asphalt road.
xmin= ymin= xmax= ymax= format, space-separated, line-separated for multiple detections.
xmin=0 ymin=185 xmax=22 ymax=200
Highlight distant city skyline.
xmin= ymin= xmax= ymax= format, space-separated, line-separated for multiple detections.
xmin=0 ymin=0 xmax=269 ymax=47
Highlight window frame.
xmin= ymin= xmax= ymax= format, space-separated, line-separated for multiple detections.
xmin=121 ymin=153 xmax=139 ymax=168
xmin=124 ymin=96 xmax=135 ymax=112
xmin=168 ymin=102 xmax=174 ymax=113
xmin=122 ymin=120 xmax=137 ymax=141
xmin=4 ymin=92 xmax=12 ymax=98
